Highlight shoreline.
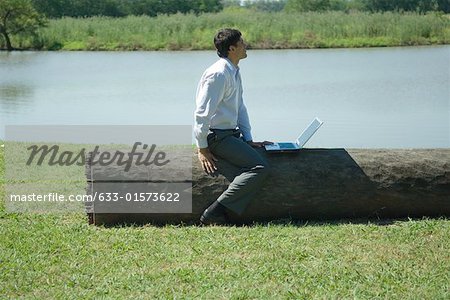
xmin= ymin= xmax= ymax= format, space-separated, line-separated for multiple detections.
xmin=1 ymin=43 xmax=449 ymax=52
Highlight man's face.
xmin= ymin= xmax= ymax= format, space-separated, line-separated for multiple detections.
xmin=229 ymin=38 xmax=247 ymax=60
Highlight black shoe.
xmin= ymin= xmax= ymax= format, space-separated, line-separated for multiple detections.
xmin=200 ymin=202 xmax=229 ymax=225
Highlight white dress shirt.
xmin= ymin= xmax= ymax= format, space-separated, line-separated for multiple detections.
xmin=194 ymin=58 xmax=252 ymax=148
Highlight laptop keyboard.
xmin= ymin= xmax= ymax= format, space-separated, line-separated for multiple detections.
xmin=278 ymin=142 xmax=297 ymax=149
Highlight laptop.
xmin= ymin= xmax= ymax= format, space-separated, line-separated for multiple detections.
xmin=264 ymin=117 xmax=323 ymax=152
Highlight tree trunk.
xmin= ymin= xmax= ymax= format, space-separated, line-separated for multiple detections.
xmin=1 ymin=30 xmax=13 ymax=51
xmin=85 ymin=149 xmax=450 ymax=225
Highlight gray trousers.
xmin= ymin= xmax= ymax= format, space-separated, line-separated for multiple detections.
xmin=207 ymin=129 xmax=270 ymax=215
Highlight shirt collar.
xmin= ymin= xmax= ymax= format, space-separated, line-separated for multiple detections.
xmin=221 ymin=57 xmax=239 ymax=76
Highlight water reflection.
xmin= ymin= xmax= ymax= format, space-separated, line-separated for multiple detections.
xmin=0 ymin=51 xmax=40 ymax=65
xmin=0 ymin=83 xmax=34 ymax=113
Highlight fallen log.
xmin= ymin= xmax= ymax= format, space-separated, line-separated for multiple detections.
xmin=86 ymin=148 xmax=450 ymax=225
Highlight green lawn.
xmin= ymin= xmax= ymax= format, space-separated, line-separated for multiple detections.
xmin=0 ymin=144 xmax=449 ymax=299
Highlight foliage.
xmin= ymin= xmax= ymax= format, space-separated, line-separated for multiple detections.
xmin=242 ymin=0 xmax=287 ymax=12
xmin=27 ymin=0 xmax=450 ymax=18
xmin=31 ymin=0 xmax=124 ymax=17
xmin=285 ymin=0 xmax=332 ymax=12
xmin=8 ymin=11 xmax=449 ymax=50
xmin=285 ymin=0 xmax=450 ymax=13
xmin=0 ymin=0 xmax=47 ymax=50
xmin=362 ymin=0 xmax=449 ymax=13
xmin=31 ymin=0 xmax=223 ymax=18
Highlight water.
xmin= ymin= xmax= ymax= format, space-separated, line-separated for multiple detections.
xmin=0 ymin=46 xmax=449 ymax=148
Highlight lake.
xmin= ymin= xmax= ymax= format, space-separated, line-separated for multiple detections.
xmin=0 ymin=46 xmax=449 ymax=148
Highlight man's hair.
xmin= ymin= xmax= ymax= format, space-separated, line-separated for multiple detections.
xmin=214 ymin=28 xmax=242 ymax=58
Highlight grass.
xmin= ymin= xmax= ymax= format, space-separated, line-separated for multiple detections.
xmin=7 ymin=10 xmax=450 ymax=51
xmin=0 ymin=143 xmax=449 ymax=298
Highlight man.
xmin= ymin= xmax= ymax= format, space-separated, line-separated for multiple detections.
xmin=194 ymin=28 xmax=272 ymax=225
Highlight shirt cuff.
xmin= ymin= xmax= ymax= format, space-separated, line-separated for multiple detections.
xmin=241 ymin=131 xmax=253 ymax=142
xmin=196 ymin=138 xmax=208 ymax=149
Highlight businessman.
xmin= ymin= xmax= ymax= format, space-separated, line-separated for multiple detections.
xmin=194 ymin=28 xmax=271 ymax=225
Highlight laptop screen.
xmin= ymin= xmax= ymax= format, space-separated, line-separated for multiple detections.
xmin=296 ymin=117 xmax=323 ymax=147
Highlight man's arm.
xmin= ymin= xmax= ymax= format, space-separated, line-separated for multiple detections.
xmin=237 ymin=94 xmax=272 ymax=148
xmin=237 ymin=100 xmax=253 ymax=142
xmin=194 ymin=72 xmax=226 ymax=173
xmin=194 ymin=72 xmax=226 ymax=148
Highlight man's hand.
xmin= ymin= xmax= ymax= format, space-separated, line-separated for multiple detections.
xmin=198 ymin=147 xmax=218 ymax=174
xmin=247 ymin=140 xmax=273 ymax=148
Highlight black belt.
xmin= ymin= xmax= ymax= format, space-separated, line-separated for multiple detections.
xmin=210 ymin=128 xmax=239 ymax=132
xmin=208 ymin=128 xmax=241 ymax=143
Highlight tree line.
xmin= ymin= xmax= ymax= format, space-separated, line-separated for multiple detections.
xmin=1 ymin=0 xmax=223 ymax=50
xmin=10 ymin=1 xmax=450 ymax=20
xmin=228 ymin=0 xmax=450 ymax=13
xmin=5 ymin=1 xmax=450 ymax=20
xmin=31 ymin=0 xmax=223 ymax=18
xmin=1 ymin=0 xmax=449 ymax=51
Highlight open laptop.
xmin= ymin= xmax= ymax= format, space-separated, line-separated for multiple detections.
xmin=264 ymin=117 xmax=323 ymax=152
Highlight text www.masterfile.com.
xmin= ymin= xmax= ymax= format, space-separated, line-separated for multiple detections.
xmin=9 ymin=192 xmax=181 ymax=202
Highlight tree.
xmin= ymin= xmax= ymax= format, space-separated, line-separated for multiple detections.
xmin=31 ymin=0 xmax=68 ymax=18
xmin=32 ymin=0 xmax=223 ymax=18
xmin=0 ymin=0 xmax=46 ymax=50
xmin=361 ymin=0 xmax=447 ymax=13
xmin=285 ymin=0 xmax=331 ymax=12
xmin=246 ymin=0 xmax=287 ymax=12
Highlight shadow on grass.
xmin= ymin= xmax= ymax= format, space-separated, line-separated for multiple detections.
xmin=93 ymin=215 xmax=449 ymax=229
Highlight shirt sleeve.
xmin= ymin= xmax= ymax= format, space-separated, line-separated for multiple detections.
xmin=194 ymin=72 xmax=226 ymax=148
xmin=237 ymin=99 xmax=253 ymax=142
